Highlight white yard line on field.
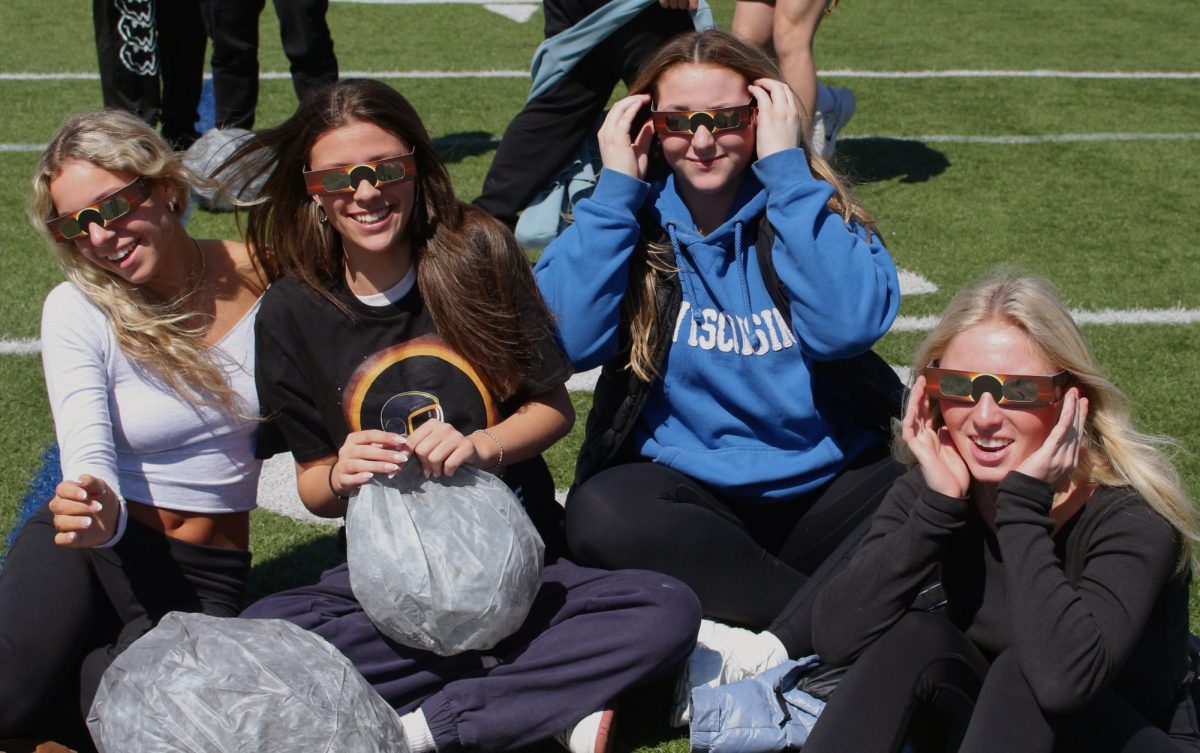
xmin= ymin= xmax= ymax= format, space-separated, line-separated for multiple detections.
xmin=1 ymin=339 xmax=39 ymax=355
xmin=891 ymin=307 xmax=1200 ymax=333
xmin=4 ymin=69 xmax=1199 ymax=82
xmin=14 ymin=305 xmax=1200 ymax=523
xmin=821 ymin=69 xmax=1200 ymax=80
xmin=888 ymin=132 xmax=1200 ymax=145
xmin=4 ymin=132 xmax=1200 ymax=156
xmin=7 ymin=307 xmax=1200 ymax=359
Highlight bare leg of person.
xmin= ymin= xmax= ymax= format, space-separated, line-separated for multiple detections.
xmin=772 ymin=0 xmax=826 ymax=122
xmin=732 ymin=0 xmax=776 ymax=56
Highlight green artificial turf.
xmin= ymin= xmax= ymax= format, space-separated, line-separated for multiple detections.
xmin=1 ymin=0 xmax=1198 ymax=744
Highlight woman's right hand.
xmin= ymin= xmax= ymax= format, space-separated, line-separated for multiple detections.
xmin=328 ymin=430 xmax=410 ymax=498
xmin=902 ymin=376 xmax=971 ymax=498
xmin=598 ymin=93 xmax=654 ymax=180
xmin=49 ymin=474 xmax=121 ymax=547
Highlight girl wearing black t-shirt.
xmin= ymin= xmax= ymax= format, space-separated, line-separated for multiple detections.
xmin=805 ymin=274 xmax=1200 ymax=752
xmin=227 ymin=78 xmax=700 ymax=753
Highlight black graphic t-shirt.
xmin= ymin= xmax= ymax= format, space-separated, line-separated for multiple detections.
xmin=254 ymin=275 xmax=571 ymax=466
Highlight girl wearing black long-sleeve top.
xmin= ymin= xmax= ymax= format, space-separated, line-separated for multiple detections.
xmin=806 ymin=274 xmax=1200 ymax=753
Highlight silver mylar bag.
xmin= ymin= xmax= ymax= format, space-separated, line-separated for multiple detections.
xmin=86 ymin=612 xmax=407 ymax=752
xmin=347 ymin=461 xmax=544 ymax=656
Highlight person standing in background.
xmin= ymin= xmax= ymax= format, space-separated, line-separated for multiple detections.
xmin=92 ymin=0 xmax=207 ymax=149
xmin=732 ymin=0 xmax=856 ymax=159
xmin=474 ymin=0 xmax=697 ymax=230
xmin=199 ymin=0 xmax=339 ymax=130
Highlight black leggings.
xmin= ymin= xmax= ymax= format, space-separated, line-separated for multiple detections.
xmin=803 ymin=611 xmax=1200 ymax=753
xmin=564 ymin=446 xmax=903 ymax=656
xmin=0 ymin=503 xmax=251 ymax=747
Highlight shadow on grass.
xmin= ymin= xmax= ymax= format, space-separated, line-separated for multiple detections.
xmin=837 ymin=137 xmax=951 ymax=185
xmin=434 ymin=131 xmax=500 ymax=164
xmin=246 ymin=528 xmax=344 ymax=603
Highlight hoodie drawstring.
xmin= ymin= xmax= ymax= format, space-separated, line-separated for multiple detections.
xmin=733 ymin=220 xmax=754 ymax=317
xmin=668 ymin=223 xmax=704 ymax=325
xmin=669 ymin=220 xmax=758 ymax=325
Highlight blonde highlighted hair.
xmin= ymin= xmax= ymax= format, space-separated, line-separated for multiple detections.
xmin=28 ymin=109 xmax=250 ymax=415
xmin=903 ymin=273 xmax=1198 ymax=572
xmin=622 ymin=30 xmax=878 ymax=380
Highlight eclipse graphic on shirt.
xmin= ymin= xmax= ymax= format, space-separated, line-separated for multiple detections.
xmin=342 ymin=334 xmax=498 ymax=433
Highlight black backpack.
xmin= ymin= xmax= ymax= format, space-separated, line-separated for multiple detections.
xmin=751 ymin=216 xmax=905 ymax=440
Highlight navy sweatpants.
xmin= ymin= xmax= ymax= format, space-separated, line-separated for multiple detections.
xmin=242 ymin=558 xmax=701 ymax=752
xmin=0 ymin=503 xmax=250 ymax=748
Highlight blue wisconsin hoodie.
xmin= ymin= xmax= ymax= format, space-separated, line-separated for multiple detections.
xmin=536 ymin=148 xmax=900 ymax=499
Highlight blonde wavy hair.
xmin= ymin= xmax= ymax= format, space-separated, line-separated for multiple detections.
xmin=28 ymin=109 xmax=249 ymax=415
xmin=622 ymin=30 xmax=879 ymax=380
xmin=902 ymin=273 xmax=1198 ymax=572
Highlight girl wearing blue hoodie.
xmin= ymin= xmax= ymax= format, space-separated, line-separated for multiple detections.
xmin=535 ymin=29 xmax=903 ymax=709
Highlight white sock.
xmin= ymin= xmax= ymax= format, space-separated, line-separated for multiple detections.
xmin=400 ymin=708 xmax=437 ymax=753
xmin=757 ymin=629 xmax=789 ymax=668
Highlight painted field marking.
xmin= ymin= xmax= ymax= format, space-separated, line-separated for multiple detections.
xmin=7 ymin=306 xmax=1200 ymax=359
xmin=15 ymin=303 xmax=1200 ymax=524
xmin=5 ymin=131 xmax=1199 ymax=156
xmin=892 ymin=133 xmax=1200 ymax=145
xmin=4 ymin=68 xmax=1200 ymax=82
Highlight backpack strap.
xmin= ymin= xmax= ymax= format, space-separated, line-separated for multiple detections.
xmin=643 ymin=211 xmax=904 ymax=436
xmin=752 ymin=215 xmax=904 ymax=436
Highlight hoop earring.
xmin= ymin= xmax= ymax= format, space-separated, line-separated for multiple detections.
xmin=318 ymin=206 xmax=329 ymax=224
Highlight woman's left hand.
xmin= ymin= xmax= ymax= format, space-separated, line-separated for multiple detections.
xmin=404 ymin=419 xmax=479 ymax=479
xmin=1015 ymin=387 xmax=1089 ymax=487
xmin=749 ymin=78 xmax=803 ymax=160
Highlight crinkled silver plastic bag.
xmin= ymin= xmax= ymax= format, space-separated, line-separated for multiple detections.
xmin=182 ymin=128 xmax=269 ymax=212
xmin=86 ymin=612 xmax=407 ymax=753
xmin=347 ymin=461 xmax=544 ymax=656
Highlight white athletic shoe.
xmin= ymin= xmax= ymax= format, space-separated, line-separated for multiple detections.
xmin=811 ymin=84 xmax=857 ymax=162
xmin=669 ymin=620 xmax=789 ymax=727
xmin=554 ymin=706 xmax=616 ymax=753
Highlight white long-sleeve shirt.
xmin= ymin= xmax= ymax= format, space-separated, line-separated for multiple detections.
xmin=40 ymin=282 xmax=262 ymax=514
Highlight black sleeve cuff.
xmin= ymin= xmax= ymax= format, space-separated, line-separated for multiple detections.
xmin=994 ymin=471 xmax=1056 ymax=529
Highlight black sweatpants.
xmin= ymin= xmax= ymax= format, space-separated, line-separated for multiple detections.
xmin=92 ymin=0 xmax=207 ymax=148
xmin=564 ymin=445 xmax=903 ymax=657
xmin=199 ymin=0 xmax=338 ymax=129
xmin=473 ymin=0 xmax=693 ymax=228
xmin=0 ymin=503 xmax=251 ymax=746
xmin=803 ymin=611 xmax=1200 ymax=753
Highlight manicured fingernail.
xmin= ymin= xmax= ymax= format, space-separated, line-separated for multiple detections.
xmin=423 ymin=469 xmax=431 ymax=478
xmin=65 ymin=532 xmax=77 ymax=543
xmin=91 ymin=501 xmax=103 ymax=513
xmin=395 ymin=453 xmax=409 ymax=463
xmin=80 ymin=517 xmax=92 ymax=528
xmin=383 ymin=463 xmax=399 ymax=472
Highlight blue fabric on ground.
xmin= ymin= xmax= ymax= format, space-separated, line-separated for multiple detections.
xmin=5 ymin=444 xmax=60 ymax=559
xmin=196 ymin=79 xmax=216 ymax=134
xmin=690 ymin=657 xmax=826 ymax=753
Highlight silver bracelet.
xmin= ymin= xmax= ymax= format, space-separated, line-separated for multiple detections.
xmin=472 ymin=429 xmax=504 ymax=471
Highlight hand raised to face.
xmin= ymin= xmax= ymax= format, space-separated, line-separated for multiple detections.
xmin=1015 ymin=387 xmax=1089 ymax=489
xmin=902 ymin=375 xmax=971 ymax=499
xmin=748 ymin=78 xmax=803 ymax=160
xmin=597 ymin=94 xmax=655 ymax=181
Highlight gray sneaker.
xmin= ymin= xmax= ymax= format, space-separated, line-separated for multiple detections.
xmin=811 ymin=84 xmax=857 ymax=161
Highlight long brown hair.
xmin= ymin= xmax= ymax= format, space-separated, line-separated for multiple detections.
xmin=622 ymin=30 xmax=878 ymax=380
xmin=28 ymin=109 xmax=253 ymax=415
xmin=225 ymin=78 xmax=557 ymax=401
